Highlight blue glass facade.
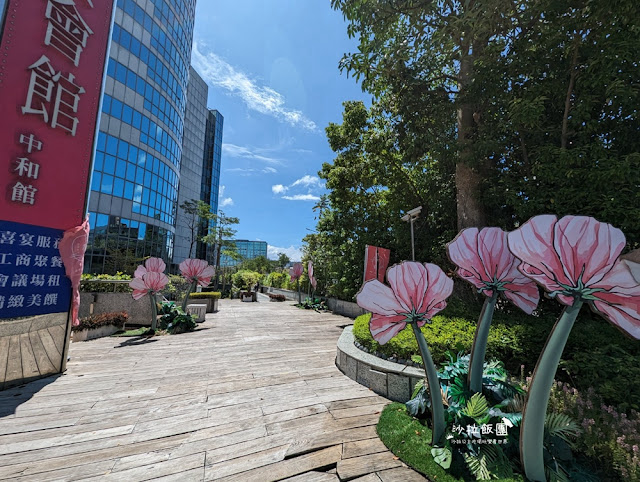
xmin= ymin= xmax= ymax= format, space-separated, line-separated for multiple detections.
xmin=220 ymin=240 xmax=268 ymax=267
xmin=85 ymin=0 xmax=196 ymax=274
xmin=199 ymin=109 xmax=223 ymax=262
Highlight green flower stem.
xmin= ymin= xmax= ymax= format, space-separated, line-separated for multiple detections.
xmin=468 ymin=292 xmax=498 ymax=393
xmin=411 ymin=323 xmax=445 ymax=446
xmin=297 ymin=280 xmax=301 ymax=304
xmin=182 ymin=280 xmax=197 ymax=312
xmin=150 ymin=293 xmax=158 ymax=331
xmin=521 ymin=300 xmax=583 ymax=482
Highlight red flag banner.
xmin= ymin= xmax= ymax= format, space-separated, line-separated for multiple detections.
xmin=364 ymin=245 xmax=391 ymax=283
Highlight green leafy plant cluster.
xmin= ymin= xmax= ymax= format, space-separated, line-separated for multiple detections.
xmin=296 ymin=297 xmax=328 ymax=311
xmin=72 ymin=312 xmax=128 ymax=332
xmin=80 ymin=273 xmax=132 ymax=292
xmin=158 ymin=302 xmax=196 ymax=334
xmin=405 ymin=355 xmax=589 ymax=481
xmin=187 ymin=292 xmax=221 ymax=300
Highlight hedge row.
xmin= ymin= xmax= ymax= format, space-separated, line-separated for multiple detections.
xmin=352 ymin=298 xmax=640 ymax=411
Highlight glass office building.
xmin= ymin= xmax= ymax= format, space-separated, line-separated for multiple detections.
xmin=85 ymin=0 xmax=197 ymax=274
xmin=220 ymin=240 xmax=268 ymax=267
xmin=200 ymin=109 xmax=223 ymax=263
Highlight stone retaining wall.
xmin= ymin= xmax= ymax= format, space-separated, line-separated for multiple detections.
xmin=265 ymin=288 xmax=366 ymax=319
xmin=336 ymin=326 xmax=424 ymax=402
xmin=79 ymin=292 xmax=153 ymax=325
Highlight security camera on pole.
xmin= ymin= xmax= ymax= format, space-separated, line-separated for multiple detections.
xmin=401 ymin=206 xmax=422 ymax=261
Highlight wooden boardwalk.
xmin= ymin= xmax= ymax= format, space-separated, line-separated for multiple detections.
xmin=0 ymin=298 xmax=425 ymax=481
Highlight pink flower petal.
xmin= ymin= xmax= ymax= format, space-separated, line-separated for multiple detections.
xmin=419 ymin=263 xmax=454 ymax=318
xmin=131 ymin=289 xmax=148 ymax=300
xmin=144 ymin=272 xmax=169 ymax=292
xmin=370 ymin=313 xmax=407 ymax=345
xmin=129 ymin=277 xmax=146 ymax=290
xmin=448 ymin=228 xmax=487 ymax=283
xmin=502 ymin=282 xmax=539 ymax=314
xmin=145 ymin=257 xmax=166 ymax=273
xmin=477 ymin=227 xmax=514 ymax=281
xmin=553 ymin=216 xmax=625 ymax=287
xmin=134 ymin=265 xmax=147 ymax=279
xmin=508 ymin=215 xmax=572 ymax=289
xmin=356 ymin=280 xmax=406 ymax=316
xmin=386 ymin=262 xmax=429 ymax=313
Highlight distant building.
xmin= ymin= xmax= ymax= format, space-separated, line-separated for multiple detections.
xmin=221 ymin=240 xmax=268 ymax=267
xmin=173 ymin=69 xmax=223 ymax=268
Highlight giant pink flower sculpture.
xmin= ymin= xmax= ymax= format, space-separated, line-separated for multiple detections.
xmin=289 ymin=262 xmax=303 ymax=281
xmin=129 ymin=257 xmax=169 ymax=331
xmin=356 ymin=261 xmax=453 ymax=444
xmin=508 ymin=215 xmax=640 ymax=337
xmin=134 ymin=257 xmax=166 ymax=279
xmin=129 ymin=271 xmax=170 ymax=300
xmin=448 ymin=227 xmax=540 ymax=393
xmin=507 ymin=215 xmax=640 ymax=481
xmin=357 ymin=261 xmax=453 ymax=344
xmin=179 ymin=258 xmax=215 ymax=310
xmin=308 ymin=261 xmax=317 ymax=290
xmin=448 ymin=227 xmax=539 ymax=314
xmin=180 ymin=258 xmax=215 ymax=287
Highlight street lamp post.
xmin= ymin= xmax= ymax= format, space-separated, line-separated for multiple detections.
xmin=401 ymin=206 xmax=422 ymax=261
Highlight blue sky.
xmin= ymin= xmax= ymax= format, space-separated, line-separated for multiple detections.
xmin=191 ymin=1 xmax=369 ymax=261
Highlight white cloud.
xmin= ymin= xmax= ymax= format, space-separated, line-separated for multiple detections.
xmin=272 ymin=184 xmax=288 ymax=194
xmin=222 ymin=143 xmax=282 ymax=165
xmin=226 ymin=167 xmax=277 ymax=176
xmin=282 ymin=194 xmax=321 ymax=202
xmin=219 ymin=185 xmax=234 ymax=207
xmin=267 ymin=245 xmax=303 ymax=261
xmin=192 ymin=41 xmax=316 ymax=131
xmin=291 ymin=175 xmax=323 ymax=189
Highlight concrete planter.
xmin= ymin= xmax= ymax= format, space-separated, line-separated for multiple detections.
xmin=79 ymin=292 xmax=153 ymax=325
xmin=187 ymin=297 xmax=218 ymax=313
xmin=336 ymin=326 xmax=424 ymax=402
xmin=72 ymin=323 xmax=124 ymax=342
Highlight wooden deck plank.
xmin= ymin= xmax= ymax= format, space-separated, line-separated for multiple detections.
xmin=0 ymin=335 xmax=10 ymax=389
xmin=35 ymin=328 xmax=61 ymax=368
xmin=0 ymin=300 xmax=422 ymax=482
xmin=29 ymin=331 xmax=56 ymax=376
xmin=4 ymin=335 xmax=22 ymax=386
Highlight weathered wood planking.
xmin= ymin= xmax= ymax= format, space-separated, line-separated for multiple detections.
xmin=0 ymin=300 xmax=425 ymax=481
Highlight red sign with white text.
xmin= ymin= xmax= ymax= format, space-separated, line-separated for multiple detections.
xmin=0 ymin=0 xmax=114 ymax=230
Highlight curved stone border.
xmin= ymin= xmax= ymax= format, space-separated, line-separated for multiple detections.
xmin=336 ymin=326 xmax=424 ymax=402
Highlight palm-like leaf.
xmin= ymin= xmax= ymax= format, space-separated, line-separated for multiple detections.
xmin=544 ymin=413 xmax=581 ymax=444
xmin=464 ymin=444 xmax=514 ymax=480
xmin=462 ymin=392 xmax=489 ymax=419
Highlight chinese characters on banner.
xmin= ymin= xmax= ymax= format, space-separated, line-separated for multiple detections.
xmin=0 ymin=0 xmax=114 ymax=319
xmin=364 ymin=245 xmax=391 ymax=283
xmin=0 ymin=221 xmax=71 ymax=318
xmin=450 ymin=421 xmax=512 ymax=444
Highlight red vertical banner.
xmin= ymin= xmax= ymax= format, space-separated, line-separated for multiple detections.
xmin=364 ymin=245 xmax=391 ymax=283
xmin=0 ymin=0 xmax=115 ymax=230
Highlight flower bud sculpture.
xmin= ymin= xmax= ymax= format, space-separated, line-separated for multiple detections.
xmin=357 ymin=261 xmax=453 ymax=445
xmin=448 ymin=227 xmax=539 ymax=393
xmin=508 ymin=215 xmax=640 ymax=481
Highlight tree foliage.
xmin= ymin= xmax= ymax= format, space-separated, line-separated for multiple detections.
xmin=311 ymin=0 xmax=640 ymax=299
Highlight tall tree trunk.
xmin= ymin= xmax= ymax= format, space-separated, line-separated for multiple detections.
xmin=561 ymin=42 xmax=580 ymax=149
xmin=456 ymin=37 xmax=486 ymax=230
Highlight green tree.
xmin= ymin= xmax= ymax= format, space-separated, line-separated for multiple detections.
xmin=276 ymin=253 xmax=290 ymax=269
xmin=179 ymin=199 xmax=214 ymax=258
xmin=201 ymin=210 xmax=240 ymax=287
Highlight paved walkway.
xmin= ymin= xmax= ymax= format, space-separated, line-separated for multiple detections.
xmin=0 ymin=299 xmax=426 ymax=481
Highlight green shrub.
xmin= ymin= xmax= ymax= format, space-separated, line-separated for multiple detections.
xmin=72 ymin=312 xmax=128 ymax=332
xmin=188 ymin=292 xmax=221 ymax=300
xmin=231 ymin=270 xmax=261 ymax=290
xmin=265 ymin=272 xmax=289 ymax=288
xmin=80 ymin=273 xmax=131 ymax=292
xmin=353 ymin=298 xmax=640 ymax=410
